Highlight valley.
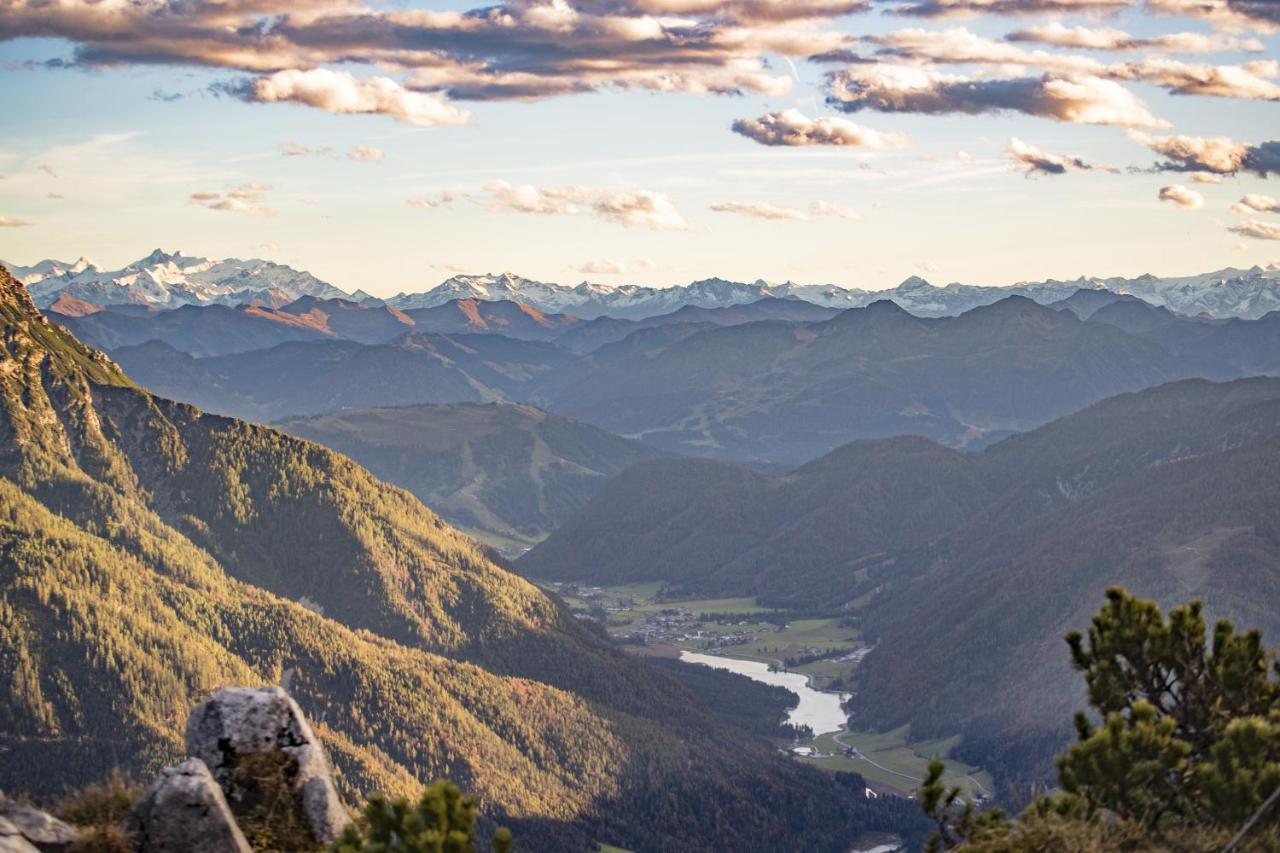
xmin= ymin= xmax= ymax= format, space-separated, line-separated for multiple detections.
xmin=543 ymin=581 xmax=994 ymax=801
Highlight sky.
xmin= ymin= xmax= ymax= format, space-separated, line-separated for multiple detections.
xmin=1 ymin=0 xmax=1278 ymax=298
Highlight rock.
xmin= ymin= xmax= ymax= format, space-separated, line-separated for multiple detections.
xmin=186 ymin=686 xmax=350 ymax=844
xmin=126 ymin=759 xmax=251 ymax=853
xmin=0 ymin=818 xmax=40 ymax=853
xmin=0 ymin=803 xmax=77 ymax=853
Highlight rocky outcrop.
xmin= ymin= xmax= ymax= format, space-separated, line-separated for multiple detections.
xmin=0 ymin=818 xmax=40 ymax=853
xmin=186 ymin=686 xmax=351 ymax=844
xmin=0 ymin=802 xmax=77 ymax=853
xmin=125 ymin=759 xmax=251 ymax=853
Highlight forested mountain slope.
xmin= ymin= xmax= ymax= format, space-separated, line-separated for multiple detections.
xmin=277 ymin=402 xmax=663 ymax=547
xmin=0 ymin=265 xmax=894 ymax=852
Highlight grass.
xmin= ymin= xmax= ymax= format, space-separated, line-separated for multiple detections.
xmin=802 ymin=726 xmax=992 ymax=800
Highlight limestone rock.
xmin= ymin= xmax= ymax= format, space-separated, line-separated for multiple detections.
xmin=0 ymin=802 xmax=77 ymax=853
xmin=0 ymin=818 xmax=40 ymax=853
xmin=186 ymin=686 xmax=350 ymax=844
xmin=126 ymin=759 xmax=250 ymax=853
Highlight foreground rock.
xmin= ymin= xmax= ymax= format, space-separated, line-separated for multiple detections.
xmin=0 ymin=818 xmax=39 ymax=853
xmin=0 ymin=802 xmax=77 ymax=853
xmin=126 ymin=759 xmax=251 ymax=853
xmin=186 ymin=686 xmax=351 ymax=844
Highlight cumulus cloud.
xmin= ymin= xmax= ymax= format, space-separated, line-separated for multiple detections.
xmin=190 ymin=182 xmax=276 ymax=217
xmin=278 ymin=140 xmax=312 ymax=156
xmin=916 ymin=260 xmax=940 ymax=273
xmin=1129 ymin=131 xmax=1280 ymax=176
xmin=6 ymin=0 xmax=862 ymax=120
xmin=481 ymin=181 xmax=691 ymax=231
xmin=347 ymin=145 xmax=385 ymax=162
xmin=1158 ymin=184 xmax=1204 ymax=209
xmin=228 ymin=69 xmax=471 ymax=126
xmin=1192 ymin=172 xmax=1223 ymax=184
xmin=1229 ymin=220 xmax=1280 ymax=240
xmin=731 ymin=109 xmax=908 ymax=148
xmin=1005 ymin=22 xmax=1263 ymax=53
xmin=856 ymin=28 xmax=1280 ymax=103
xmin=0 ymin=216 xmax=32 ymax=227
xmin=407 ymin=193 xmax=455 ymax=210
xmin=826 ymin=65 xmax=1168 ymax=128
xmin=1007 ymin=137 xmax=1114 ymax=175
xmin=1148 ymin=0 xmax=1280 ymax=31
xmin=1232 ymin=193 xmax=1280 ymax=214
xmin=710 ymin=200 xmax=861 ymax=220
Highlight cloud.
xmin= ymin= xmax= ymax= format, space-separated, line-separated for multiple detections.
xmin=1158 ymin=184 xmax=1204 ymax=209
xmin=710 ymin=200 xmax=861 ymax=220
xmin=731 ymin=109 xmax=908 ymax=148
xmin=190 ymin=182 xmax=276 ymax=217
xmin=0 ymin=216 xmax=32 ymax=227
xmin=1232 ymin=193 xmax=1280 ymax=214
xmin=1004 ymin=22 xmax=1264 ymax=53
xmin=827 ymin=65 xmax=1168 ymax=128
xmin=406 ymin=193 xmax=455 ymax=209
xmin=572 ymin=259 xmax=631 ymax=275
xmin=481 ymin=181 xmax=691 ymax=231
xmin=916 ymin=260 xmax=940 ymax=273
xmin=227 ymin=69 xmax=471 ymax=127
xmin=278 ymin=141 xmax=312 ymax=157
xmin=1229 ymin=220 xmax=1280 ymax=240
xmin=1148 ymin=0 xmax=1280 ymax=31
xmin=1129 ymin=131 xmax=1280 ymax=176
xmin=856 ymin=27 xmax=1280 ymax=103
xmin=47 ymin=192 xmax=64 ymax=199
xmin=1192 ymin=172 xmax=1223 ymax=184
xmin=711 ymin=200 xmax=811 ymax=220
xmin=347 ymin=145 xmax=385 ymax=162
xmin=1007 ymin=137 xmax=1114 ymax=175
xmin=880 ymin=0 xmax=1135 ymax=16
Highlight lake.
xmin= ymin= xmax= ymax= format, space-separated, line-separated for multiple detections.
xmin=679 ymin=650 xmax=848 ymax=736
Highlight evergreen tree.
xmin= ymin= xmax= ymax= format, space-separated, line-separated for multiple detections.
xmin=332 ymin=782 xmax=513 ymax=853
xmin=922 ymin=587 xmax=1280 ymax=851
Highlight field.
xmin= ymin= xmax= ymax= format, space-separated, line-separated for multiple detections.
xmin=804 ymin=726 xmax=993 ymax=800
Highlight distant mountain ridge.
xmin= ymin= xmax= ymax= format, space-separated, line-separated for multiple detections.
xmin=10 ymin=249 xmax=1280 ymax=320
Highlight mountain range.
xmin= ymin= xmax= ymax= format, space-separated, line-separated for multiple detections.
xmin=521 ymin=376 xmax=1280 ymax=800
xmin=11 ymin=249 xmax=1280 ymax=320
xmin=0 ymin=262 xmax=916 ymax=851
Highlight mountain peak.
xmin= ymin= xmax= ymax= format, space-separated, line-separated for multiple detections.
xmin=896 ymin=275 xmax=934 ymax=290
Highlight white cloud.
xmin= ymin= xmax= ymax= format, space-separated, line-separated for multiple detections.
xmin=1232 ymin=193 xmax=1280 ymax=214
xmin=0 ymin=215 xmax=32 ymax=227
xmin=407 ymin=193 xmax=455 ymax=210
xmin=190 ymin=182 xmax=277 ymax=218
xmin=1229 ymin=220 xmax=1280 ymax=240
xmin=234 ymin=69 xmax=471 ymax=127
xmin=348 ymin=145 xmax=385 ymax=162
xmin=916 ymin=260 xmax=940 ymax=273
xmin=572 ymin=259 xmax=631 ymax=275
xmin=731 ymin=109 xmax=909 ymax=148
xmin=1128 ymin=130 xmax=1280 ymax=176
xmin=481 ymin=181 xmax=691 ymax=231
xmin=711 ymin=200 xmax=811 ymax=220
xmin=1007 ymin=137 xmax=1114 ymax=175
xmin=1158 ymin=184 xmax=1204 ymax=209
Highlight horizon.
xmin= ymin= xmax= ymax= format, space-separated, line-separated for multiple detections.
xmin=6 ymin=245 xmax=1279 ymax=300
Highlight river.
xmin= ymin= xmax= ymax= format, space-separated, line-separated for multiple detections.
xmin=679 ymin=650 xmax=848 ymax=737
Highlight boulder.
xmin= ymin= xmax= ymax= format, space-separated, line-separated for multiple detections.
xmin=126 ymin=759 xmax=251 ymax=853
xmin=185 ymin=686 xmax=350 ymax=844
xmin=0 ymin=818 xmax=40 ymax=853
xmin=0 ymin=802 xmax=77 ymax=853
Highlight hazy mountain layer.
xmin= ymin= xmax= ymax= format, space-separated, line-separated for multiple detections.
xmin=277 ymin=403 xmax=663 ymax=547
